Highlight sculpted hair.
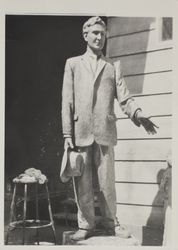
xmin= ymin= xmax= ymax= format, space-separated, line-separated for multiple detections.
xmin=82 ymin=16 xmax=106 ymax=35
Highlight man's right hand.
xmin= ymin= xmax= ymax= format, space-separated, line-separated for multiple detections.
xmin=64 ymin=137 xmax=74 ymax=150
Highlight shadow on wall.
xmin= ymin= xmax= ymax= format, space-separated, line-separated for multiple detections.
xmin=142 ymin=167 xmax=168 ymax=246
xmin=107 ymin=17 xmax=156 ymax=95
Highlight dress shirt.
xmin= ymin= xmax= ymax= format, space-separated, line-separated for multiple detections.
xmin=85 ymin=49 xmax=102 ymax=77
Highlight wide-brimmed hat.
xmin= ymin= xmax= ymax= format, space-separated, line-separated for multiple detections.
xmin=60 ymin=147 xmax=84 ymax=183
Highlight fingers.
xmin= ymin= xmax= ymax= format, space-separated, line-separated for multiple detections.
xmin=144 ymin=117 xmax=159 ymax=129
xmin=64 ymin=138 xmax=74 ymax=150
xmin=149 ymin=120 xmax=159 ymax=129
xmin=140 ymin=118 xmax=158 ymax=134
xmin=68 ymin=139 xmax=74 ymax=149
xmin=143 ymin=125 xmax=156 ymax=135
xmin=147 ymin=120 xmax=159 ymax=134
xmin=145 ymin=123 xmax=157 ymax=135
xmin=146 ymin=126 xmax=157 ymax=135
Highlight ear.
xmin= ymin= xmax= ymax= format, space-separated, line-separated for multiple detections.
xmin=83 ymin=32 xmax=88 ymax=42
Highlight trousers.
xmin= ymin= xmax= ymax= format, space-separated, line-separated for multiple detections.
xmin=73 ymin=141 xmax=117 ymax=230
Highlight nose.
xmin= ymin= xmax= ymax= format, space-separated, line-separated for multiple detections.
xmin=96 ymin=33 xmax=102 ymax=39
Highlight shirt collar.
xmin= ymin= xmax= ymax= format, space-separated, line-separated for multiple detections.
xmin=85 ymin=48 xmax=103 ymax=60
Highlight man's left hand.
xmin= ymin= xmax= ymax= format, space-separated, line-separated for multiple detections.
xmin=136 ymin=111 xmax=159 ymax=134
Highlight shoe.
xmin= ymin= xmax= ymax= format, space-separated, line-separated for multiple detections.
xmin=115 ymin=225 xmax=131 ymax=238
xmin=70 ymin=229 xmax=94 ymax=241
xmin=105 ymin=225 xmax=131 ymax=238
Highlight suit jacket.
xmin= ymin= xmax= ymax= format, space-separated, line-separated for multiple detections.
xmin=61 ymin=52 xmax=140 ymax=147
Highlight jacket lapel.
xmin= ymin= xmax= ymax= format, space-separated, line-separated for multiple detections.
xmin=81 ymin=53 xmax=91 ymax=72
xmin=93 ymin=56 xmax=106 ymax=83
xmin=81 ymin=53 xmax=107 ymax=84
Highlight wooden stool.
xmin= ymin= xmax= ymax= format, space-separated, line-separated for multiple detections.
xmin=5 ymin=178 xmax=56 ymax=245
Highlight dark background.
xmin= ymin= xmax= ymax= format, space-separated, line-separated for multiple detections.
xmin=5 ymin=15 xmax=107 ymax=188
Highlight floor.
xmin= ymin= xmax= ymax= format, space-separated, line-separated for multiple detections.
xmin=4 ymin=192 xmax=163 ymax=246
xmin=4 ymin=218 xmax=163 ymax=246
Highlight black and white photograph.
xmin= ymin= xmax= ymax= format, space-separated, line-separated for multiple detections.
xmin=1 ymin=0 xmax=177 ymax=248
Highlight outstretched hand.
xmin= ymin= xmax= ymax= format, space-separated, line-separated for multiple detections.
xmin=136 ymin=112 xmax=159 ymax=134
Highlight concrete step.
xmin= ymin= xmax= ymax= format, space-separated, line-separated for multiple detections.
xmin=62 ymin=230 xmax=141 ymax=246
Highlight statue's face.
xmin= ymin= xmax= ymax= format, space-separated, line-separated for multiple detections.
xmin=84 ymin=24 xmax=106 ymax=52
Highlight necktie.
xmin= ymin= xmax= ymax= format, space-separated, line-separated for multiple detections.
xmin=91 ymin=56 xmax=98 ymax=75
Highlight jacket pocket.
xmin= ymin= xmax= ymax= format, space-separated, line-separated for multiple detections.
xmin=73 ymin=113 xmax=78 ymax=121
xmin=107 ymin=114 xmax=117 ymax=121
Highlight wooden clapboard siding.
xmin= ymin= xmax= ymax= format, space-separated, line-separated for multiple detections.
xmin=107 ymin=17 xmax=156 ymax=38
xmin=116 ymin=116 xmax=172 ymax=139
xmin=115 ymin=183 xmax=164 ymax=206
xmin=112 ymin=49 xmax=172 ymax=76
xmin=107 ymin=29 xmax=172 ymax=58
xmin=115 ymin=93 xmax=172 ymax=118
xmin=115 ymin=161 xmax=168 ymax=183
xmin=107 ymin=16 xmax=172 ymax=227
xmin=116 ymin=204 xmax=164 ymax=227
xmin=125 ymin=71 xmax=172 ymax=94
xmin=114 ymin=139 xmax=171 ymax=161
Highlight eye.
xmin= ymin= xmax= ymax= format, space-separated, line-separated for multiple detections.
xmin=92 ymin=31 xmax=105 ymax=36
xmin=93 ymin=31 xmax=99 ymax=35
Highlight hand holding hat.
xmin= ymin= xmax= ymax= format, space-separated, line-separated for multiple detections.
xmin=64 ymin=137 xmax=74 ymax=150
xmin=60 ymin=138 xmax=84 ymax=183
